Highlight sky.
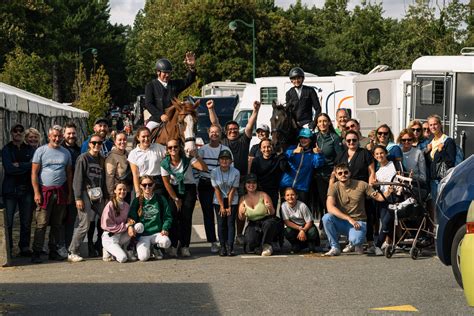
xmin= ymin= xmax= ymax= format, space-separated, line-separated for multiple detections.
xmin=109 ymin=0 xmax=469 ymax=26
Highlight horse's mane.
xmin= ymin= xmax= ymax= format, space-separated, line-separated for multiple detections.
xmin=165 ymin=98 xmax=198 ymax=121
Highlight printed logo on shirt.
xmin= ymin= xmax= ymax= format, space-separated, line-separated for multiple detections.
xmin=142 ymin=204 xmax=159 ymax=220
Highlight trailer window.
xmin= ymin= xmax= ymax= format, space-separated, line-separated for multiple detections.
xmin=260 ymin=87 xmax=278 ymax=104
xmin=367 ymin=89 xmax=380 ymax=105
xmin=420 ymin=80 xmax=444 ymax=106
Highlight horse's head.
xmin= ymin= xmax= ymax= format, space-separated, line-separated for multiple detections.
xmin=168 ymin=98 xmax=200 ymax=156
xmin=270 ymin=100 xmax=297 ymax=152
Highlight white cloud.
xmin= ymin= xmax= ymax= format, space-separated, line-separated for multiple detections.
xmin=109 ymin=0 xmax=145 ymax=26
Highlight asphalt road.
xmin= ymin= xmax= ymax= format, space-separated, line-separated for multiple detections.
xmin=2 ymin=201 xmax=472 ymax=315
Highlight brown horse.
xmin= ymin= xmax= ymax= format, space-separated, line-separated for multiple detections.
xmin=153 ymin=98 xmax=200 ymax=154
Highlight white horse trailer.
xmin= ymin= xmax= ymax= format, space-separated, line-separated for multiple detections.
xmin=354 ymin=70 xmax=412 ymax=137
xmin=201 ymin=81 xmax=250 ymax=98
xmin=410 ymin=49 xmax=474 ymax=158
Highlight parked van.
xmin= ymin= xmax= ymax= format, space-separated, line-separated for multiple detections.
xmin=201 ymin=81 xmax=250 ymax=98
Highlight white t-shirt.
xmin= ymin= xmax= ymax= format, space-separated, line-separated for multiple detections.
xmin=210 ymin=166 xmax=240 ymax=205
xmin=161 ymin=157 xmax=198 ymax=185
xmin=376 ymin=161 xmax=397 ymax=193
xmin=198 ymin=143 xmax=233 ymax=179
xmin=128 ymin=143 xmax=166 ymax=176
xmin=281 ymin=201 xmax=313 ymax=226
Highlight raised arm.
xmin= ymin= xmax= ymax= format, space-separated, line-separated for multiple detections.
xmin=206 ymin=100 xmax=220 ymax=128
xmin=244 ymin=101 xmax=261 ymax=139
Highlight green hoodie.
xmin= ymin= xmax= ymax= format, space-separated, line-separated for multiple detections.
xmin=128 ymin=194 xmax=172 ymax=236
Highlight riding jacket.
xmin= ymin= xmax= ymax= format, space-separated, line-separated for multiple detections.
xmin=280 ymin=146 xmax=325 ymax=192
xmin=285 ymin=85 xmax=321 ymax=128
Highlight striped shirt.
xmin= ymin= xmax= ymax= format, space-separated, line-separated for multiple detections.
xmin=198 ymin=143 xmax=233 ymax=179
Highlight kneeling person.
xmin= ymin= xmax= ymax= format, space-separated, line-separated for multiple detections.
xmin=323 ymin=163 xmax=389 ymax=256
xmin=281 ymin=187 xmax=320 ymax=253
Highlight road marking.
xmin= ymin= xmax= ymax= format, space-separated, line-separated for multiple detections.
xmin=192 ymin=224 xmax=209 ymax=240
xmin=240 ymin=255 xmax=288 ymax=258
xmin=370 ymin=305 xmax=418 ymax=312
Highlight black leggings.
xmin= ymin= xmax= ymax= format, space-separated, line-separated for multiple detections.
xmin=169 ymin=184 xmax=197 ymax=248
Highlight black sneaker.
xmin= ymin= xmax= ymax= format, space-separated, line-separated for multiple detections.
xmin=88 ymin=244 xmax=98 ymax=257
xmin=219 ymin=244 xmax=227 ymax=257
xmin=290 ymin=244 xmax=301 ymax=254
xmin=31 ymin=252 xmax=42 ymax=264
xmin=227 ymin=245 xmax=236 ymax=257
xmin=49 ymin=251 xmax=66 ymax=261
xmin=19 ymin=249 xmax=33 ymax=257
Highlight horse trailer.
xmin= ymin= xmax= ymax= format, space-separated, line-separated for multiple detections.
xmin=201 ymin=81 xmax=250 ymax=98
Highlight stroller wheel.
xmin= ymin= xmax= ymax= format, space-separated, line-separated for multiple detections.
xmin=410 ymin=247 xmax=420 ymax=260
xmin=385 ymin=246 xmax=394 ymax=258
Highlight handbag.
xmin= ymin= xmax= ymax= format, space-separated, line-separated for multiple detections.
xmin=87 ymin=186 xmax=103 ymax=202
xmin=435 ymin=161 xmax=449 ymax=180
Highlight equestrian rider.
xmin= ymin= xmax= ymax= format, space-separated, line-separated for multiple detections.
xmin=285 ymin=67 xmax=321 ymax=129
xmin=144 ymin=51 xmax=197 ymax=131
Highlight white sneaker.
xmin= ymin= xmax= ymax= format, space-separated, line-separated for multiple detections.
xmin=57 ymin=246 xmax=68 ymax=259
xmin=342 ymin=243 xmax=354 ymax=253
xmin=102 ymin=249 xmax=113 ymax=262
xmin=68 ymin=253 xmax=84 ymax=263
xmin=210 ymin=242 xmax=220 ymax=254
xmin=355 ymin=245 xmax=365 ymax=254
xmin=324 ymin=247 xmax=341 ymax=256
xmin=153 ymin=247 xmax=164 ymax=260
xmin=375 ymin=247 xmax=383 ymax=256
xmin=127 ymin=250 xmax=137 ymax=261
xmin=261 ymin=244 xmax=273 ymax=256
xmin=366 ymin=245 xmax=376 ymax=254
xmin=181 ymin=247 xmax=191 ymax=257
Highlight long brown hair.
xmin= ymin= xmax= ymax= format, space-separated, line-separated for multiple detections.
xmin=137 ymin=175 xmax=154 ymax=217
xmin=111 ymin=181 xmax=128 ymax=216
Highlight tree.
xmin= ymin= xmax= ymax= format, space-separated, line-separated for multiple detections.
xmin=73 ymin=63 xmax=111 ymax=129
xmin=0 ymin=47 xmax=52 ymax=97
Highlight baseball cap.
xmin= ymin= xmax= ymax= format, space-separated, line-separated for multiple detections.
xmin=244 ymin=173 xmax=258 ymax=183
xmin=218 ymin=149 xmax=232 ymax=160
xmin=256 ymin=124 xmax=270 ymax=133
xmin=10 ymin=123 xmax=25 ymax=132
xmin=94 ymin=118 xmax=109 ymax=125
xmin=298 ymin=128 xmax=312 ymax=139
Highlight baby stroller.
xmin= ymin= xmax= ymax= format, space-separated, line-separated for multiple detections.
xmin=373 ymin=174 xmax=435 ymax=260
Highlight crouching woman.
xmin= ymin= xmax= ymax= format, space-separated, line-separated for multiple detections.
xmin=238 ymin=174 xmax=279 ymax=256
xmin=101 ymin=182 xmax=133 ymax=263
xmin=281 ymin=187 xmax=320 ymax=253
xmin=128 ymin=176 xmax=173 ymax=262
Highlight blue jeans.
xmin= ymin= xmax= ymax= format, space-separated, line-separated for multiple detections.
xmin=214 ymin=204 xmax=237 ymax=246
xmin=322 ymin=213 xmax=367 ymax=249
xmin=5 ymin=188 xmax=34 ymax=251
xmin=430 ymin=180 xmax=440 ymax=202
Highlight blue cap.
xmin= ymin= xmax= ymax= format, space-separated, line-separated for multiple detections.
xmin=298 ymin=128 xmax=312 ymax=139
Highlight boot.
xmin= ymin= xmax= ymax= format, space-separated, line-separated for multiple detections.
xmin=227 ymin=243 xmax=235 ymax=257
xmin=219 ymin=244 xmax=227 ymax=257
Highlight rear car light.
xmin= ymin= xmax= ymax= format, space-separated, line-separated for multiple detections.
xmin=467 ymin=222 xmax=474 ymax=234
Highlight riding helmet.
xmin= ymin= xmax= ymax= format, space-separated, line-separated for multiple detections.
xmin=289 ymin=67 xmax=305 ymax=79
xmin=155 ymin=58 xmax=173 ymax=72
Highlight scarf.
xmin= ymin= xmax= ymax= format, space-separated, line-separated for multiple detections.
xmin=160 ymin=155 xmax=191 ymax=194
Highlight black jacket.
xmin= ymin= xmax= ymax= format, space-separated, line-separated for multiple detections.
xmin=144 ymin=71 xmax=196 ymax=123
xmin=285 ymin=85 xmax=321 ymax=127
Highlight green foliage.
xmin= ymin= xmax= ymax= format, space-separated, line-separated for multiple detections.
xmin=0 ymin=47 xmax=52 ymax=97
xmin=73 ymin=63 xmax=111 ymax=130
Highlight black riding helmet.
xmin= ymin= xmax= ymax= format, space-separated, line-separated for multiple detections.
xmin=155 ymin=58 xmax=173 ymax=73
xmin=288 ymin=67 xmax=304 ymax=79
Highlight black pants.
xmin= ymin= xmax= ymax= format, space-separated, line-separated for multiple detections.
xmin=169 ymin=184 xmax=197 ymax=248
xmin=284 ymin=224 xmax=320 ymax=247
xmin=245 ymin=216 xmax=280 ymax=251
xmin=197 ymin=181 xmax=217 ymax=243
xmin=313 ymin=175 xmax=330 ymax=221
xmin=366 ymin=198 xmax=376 ymax=242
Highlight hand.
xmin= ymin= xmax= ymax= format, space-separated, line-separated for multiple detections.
xmin=34 ymin=193 xmax=42 ymax=206
xmin=206 ymin=100 xmax=214 ymax=110
xmin=161 ymin=230 xmax=169 ymax=236
xmin=127 ymin=218 xmax=136 ymax=226
xmin=253 ymin=101 xmax=261 ymax=112
xmin=219 ymin=206 xmax=226 ymax=216
xmin=160 ymin=114 xmax=169 ymax=122
xmin=76 ymin=200 xmax=85 ymax=212
xmin=437 ymin=142 xmax=444 ymax=151
xmin=188 ymin=149 xmax=198 ymax=158
xmin=184 ymin=51 xmax=195 ymax=68
xmin=175 ymin=199 xmax=182 ymax=211
xmin=135 ymin=190 xmax=141 ymax=198
xmin=128 ymin=226 xmax=136 ymax=237
xmin=427 ymin=143 xmax=432 ymax=151
xmin=313 ymin=145 xmax=321 ymax=154
xmin=293 ymin=144 xmax=302 ymax=154
xmin=264 ymin=200 xmax=272 ymax=213
xmin=297 ymin=229 xmax=307 ymax=241
xmin=349 ymin=218 xmax=361 ymax=230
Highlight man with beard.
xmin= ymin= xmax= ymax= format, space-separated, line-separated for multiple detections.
xmin=81 ymin=118 xmax=113 ymax=157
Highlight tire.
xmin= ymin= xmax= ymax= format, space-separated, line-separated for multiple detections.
xmin=410 ymin=247 xmax=419 ymax=260
xmin=450 ymin=224 xmax=465 ymax=288
xmin=385 ymin=246 xmax=394 ymax=258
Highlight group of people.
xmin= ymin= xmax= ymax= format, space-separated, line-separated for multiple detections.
xmin=2 ymin=54 xmax=459 ymax=264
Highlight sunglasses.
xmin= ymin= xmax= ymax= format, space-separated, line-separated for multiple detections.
xmin=346 ymin=138 xmax=358 ymax=143
xmin=167 ymin=145 xmax=179 ymax=150
xmin=423 ymin=128 xmax=430 ymax=131
xmin=412 ymin=128 xmax=421 ymax=132
xmin=12 ymin=128 xmax=24 ymax=133
xmin=337 ymin=170 xmax=349 ymax=176
xmin=141 ymin=183 xmax=154 ymax=188
xmin=377 ymin=132 xmax=389 ymax=136
xmin=90 ymin=141 xmax=103 ymax=146
xmin=401 ymin=138 xmax=413 ymax=143
xmin=346 ymin=124 xmax=356 ymax=129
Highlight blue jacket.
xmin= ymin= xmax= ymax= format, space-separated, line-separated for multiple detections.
xmin=280 ymin=146 xmax=325 ymax=192
xmin=2 ymin=142 xmax=35 ymax=196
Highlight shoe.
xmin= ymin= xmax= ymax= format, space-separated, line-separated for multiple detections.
xmin=324 ymin=247 xmax=341 ymax=256
xmin=355 ymin=245 xmax=364 ymax=255
xmin=261 ymin=244 xmax=273 ymax=256
xmin=88 ymin=244 xmax=98 ymax=257
xmin=210 ymin=242 xmax=220 ymax=254
xmin=181 ymin=247 xmax=191 ymax=257
xmin=167 ymin=247 xmax=178 ymax=258
xmin=219 ymin=244 xmax=227 ymax=257
xmin=19 ymin=249 xmax=33 ymax=257
xmin=57 ymin=246 xmax=68 ymax=259
xmin=227 ymin=244 xmax=235 ymax=257
xmin=375 ymin=247 xmax=383 ymax=256
xmin=366 ymin=245 xmax=376 ymax=255
xmin=127 ymin=250 xmax=137 ymax=261
xmin=68 ymin=253 xmax=84 ymax=263
xmin=152 ymin=246 xmax=164 ymax=260
xmin=49 ymin=251 xmax=67 ymax=261
xmin=290 ymin=244 xmax=301 ymax=254
xmin=308 ymin=242 xmax=316 ymax=254
xmin=272 ymin=242 xmax=281 ymax=253
xmin=342 ymin=243 xmax=354 ymax=253
xmin=102 ymin=249 xmax=113 ymax=262
xmin=31 ymin=252 xmax=42 ymax=264
xmin=235 ymin=234 xmax=244 ymax=246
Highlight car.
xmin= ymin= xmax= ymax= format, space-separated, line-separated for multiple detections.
xmin=460 ymin=201 xmax=474 ymax=306
xmin=435 ymin=155 xmax=474 ymax=288
xmin=189 ymin=95 xmax=239 ymax=144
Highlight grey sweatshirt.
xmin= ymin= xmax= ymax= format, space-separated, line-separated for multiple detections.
xmin=73 ymin=152 xmax=107 ymax=201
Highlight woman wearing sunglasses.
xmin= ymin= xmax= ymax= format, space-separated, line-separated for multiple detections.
xmin=128 ymin=176 xmax=173 ymax=262
xmin=407 ymin=120 xmax=431 ymax=151
xmin=161 ymin=139 xmax=208 ymax=257
xmin=398 ymin=129 xmax=426 ymax=184
xmin=69 ymin=133 xmax=108 ymax=262
xmin=367 ymin=124 xmax=403 ymax=171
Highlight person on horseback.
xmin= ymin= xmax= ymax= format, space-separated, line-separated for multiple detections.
xmin=285 ymin=67 xmax=321 ymax=129
xmin=144 ymin=51 xmax=197 ymax=131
